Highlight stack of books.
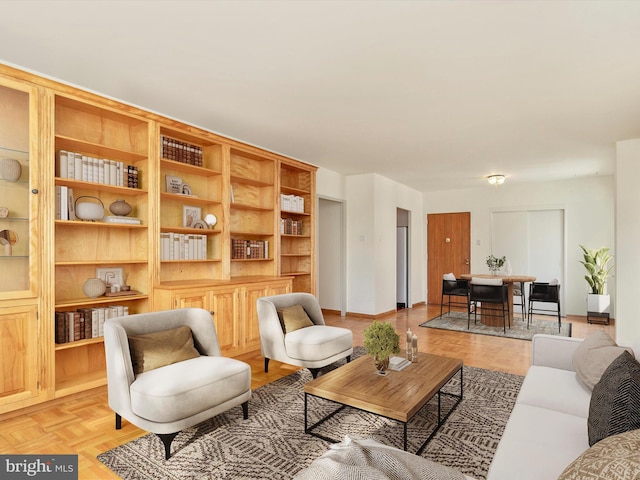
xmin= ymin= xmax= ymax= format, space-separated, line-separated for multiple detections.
xmin=161 ymin=136 xmax=203 ymax=166
xmin=389 ymin=356 xmax=411 ymax=371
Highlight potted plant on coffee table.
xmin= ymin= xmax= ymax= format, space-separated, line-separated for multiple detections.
xmin=579 ymin=245 xmax=613 ymax=318
xmin=363 ymin=321 xmax=400 ymax=375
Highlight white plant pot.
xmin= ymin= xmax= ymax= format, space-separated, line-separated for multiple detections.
xmin=587 ymin=293 xmax=610 ymax=314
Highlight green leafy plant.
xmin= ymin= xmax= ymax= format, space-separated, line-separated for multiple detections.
xmin=579 ymin=245 xmax=613 ymax=295
xmin=363 ymin=321 xmax=400 ymax=361
xmin=486 ymin=255 xmax=506 ymax=273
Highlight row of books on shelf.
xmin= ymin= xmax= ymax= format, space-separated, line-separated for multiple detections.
xmin=54 ymin=305 xmax=129 ymax=344
xmin=160 ymin=232 xmax=208 ymax=260
xmin=280 ymin=217 xmax=304 ymax=235
xmin=56 ymin=150 xmax=139 ymax=188
xmin=231 ymin=239 xmax=269 ymax=259
xmin=281 ymin=194 xmax=305 ymax=213
xmin=162 ymin=136 xmax=203 ymax=166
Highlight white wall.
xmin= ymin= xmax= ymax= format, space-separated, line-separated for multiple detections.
xmin=422 ymin=176 xmax=615 ymax=317
xmin=317 ymin=169 xmax=425 ymax=316
xmin=615 ymin=139 xmax=640 ymax=347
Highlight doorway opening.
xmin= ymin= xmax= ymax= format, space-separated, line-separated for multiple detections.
xmin=397 ymin=208 xmax=410 ymax=310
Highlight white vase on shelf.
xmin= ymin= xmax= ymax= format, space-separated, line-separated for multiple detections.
xmin=0 ymin=158 xmax=22 ymax=182
xmin=82 ymin=278 xmax=106 ymax=298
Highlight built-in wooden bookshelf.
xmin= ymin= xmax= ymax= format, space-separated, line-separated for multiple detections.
xmin=0 ymin=62 xmax=317 ymax=415
xmin=53 ymin=94 xmax=151 ymax=397
xmin=279 ymin=161 xmax=316 ymax=293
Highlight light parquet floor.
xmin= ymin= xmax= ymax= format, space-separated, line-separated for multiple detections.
xmin=0 ymin=304 xmax=614 ymax=479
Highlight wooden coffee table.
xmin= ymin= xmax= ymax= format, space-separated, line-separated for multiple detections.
xmin=304 ymin=352 xmax=463 ymax=454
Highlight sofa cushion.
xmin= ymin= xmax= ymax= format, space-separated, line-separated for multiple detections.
xmin=572 ymin=331 xmax=633 ymax=390
xmin=588 ymin=351 xmax=640 ymax=446
xmin=487 ymin=404 xmax=589 ymax=480
xmin=516 ymin=365 xmax=591 ymax=418
xmin=277 ymin=304 xmax=314 ymax=333
xmin=285 ymin=325 xmax=352 ymax=362
xmin=558 ymin=428 xmax=640 ymax=480
xmin=128 ymin=325 xmax=200 ymax=374
xmin=130 ymin=356 xmax=251 ymax=423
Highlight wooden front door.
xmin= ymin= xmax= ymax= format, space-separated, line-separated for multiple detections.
xmin=427 ymin=212 xmax=471 ymax=305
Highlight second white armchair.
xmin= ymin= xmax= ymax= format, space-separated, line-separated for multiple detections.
xmin=257 ymin=293 xmax=353 ymax=378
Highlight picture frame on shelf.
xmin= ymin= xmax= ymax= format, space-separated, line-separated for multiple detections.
xmin=165 ymin=175 xmax=182 ymax=194
xmin=181 ymin=182 xmax=192 ymax=196
xmin=183 ymin=205 xmax=202 ymax=228
xmin=96 ymin=267 xmax=125 ymax=288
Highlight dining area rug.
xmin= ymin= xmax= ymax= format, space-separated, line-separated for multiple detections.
xmin=98 ymin=348 xmax=524 ymax=480
xmin=420 ymin=311 xmax=571 ymax=340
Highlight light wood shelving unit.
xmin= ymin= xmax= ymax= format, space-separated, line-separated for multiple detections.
xmin=0 ymin=62 xmax=317 ymax=415
xmin=53 ymin=94 xmax=151 ymax=398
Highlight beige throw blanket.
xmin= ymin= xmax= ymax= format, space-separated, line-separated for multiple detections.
xmin=294 ymin=436 xmax=467 ymax=480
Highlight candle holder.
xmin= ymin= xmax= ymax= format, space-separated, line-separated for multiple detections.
xmin=411 ymin=334 xmax=418 ymax=363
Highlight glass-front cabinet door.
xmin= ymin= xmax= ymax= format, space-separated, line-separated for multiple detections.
xmin=0 ymin=79 xmax=38 ymax=296
xmin=0 ymin=76 xmax=42 ymax=412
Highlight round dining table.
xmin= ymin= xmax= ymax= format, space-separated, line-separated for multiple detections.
xmin=459 ymin=274 xmax=536 ymax=327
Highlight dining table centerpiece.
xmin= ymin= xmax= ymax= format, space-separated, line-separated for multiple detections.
xmin=486 ymin=255 xmax=506 ymax=275
xmin=363 ymin=320 xmax=401 ymax=375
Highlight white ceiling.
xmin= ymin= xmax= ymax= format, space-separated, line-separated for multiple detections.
xmin=1 ymin=0 xmax=639 ymax=192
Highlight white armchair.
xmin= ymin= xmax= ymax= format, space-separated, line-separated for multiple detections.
xmin=104 ymin=308 xmax=251 ymax=459
xmin=257 ymin=293 xmax=353 ymax=378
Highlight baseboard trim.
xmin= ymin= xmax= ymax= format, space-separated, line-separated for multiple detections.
xmin=346 ymin=309 xmax=397 ymax=320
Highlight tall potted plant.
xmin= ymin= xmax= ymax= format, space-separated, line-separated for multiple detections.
xmin=579 ymin=245 xmax=613 ymax=314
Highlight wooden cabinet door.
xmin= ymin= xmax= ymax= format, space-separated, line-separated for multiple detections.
xmin=172 ymin=289 xmax=210 ymax=310
xmin=0 ymin=305 xmax=41 ymax=412
xmin=268 ymin=280 xmax=292 ymax=296
xmin=242 ymin=284 xmax=269 ymax=350
xmin=210 ymin=287 xmax=239 ymax=353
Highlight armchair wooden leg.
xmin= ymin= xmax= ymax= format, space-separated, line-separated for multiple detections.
xmin=264 ymin=357 xmax=270 ymax=373
xmin=157 ymin=432 xmax=179 ymax=460
xmin=346 ymin=355 xmax=351 ymax=363
xmin=241 ymin=400 xmax=249 ymax=420
xmin=115 ymin=413 xmax=121 ymax=430
xmin=309 ymin=368 xmax=320 ymax=379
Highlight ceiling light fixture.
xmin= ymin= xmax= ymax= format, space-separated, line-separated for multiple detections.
xmin=487 ymin=174 xmax=505 ymax=186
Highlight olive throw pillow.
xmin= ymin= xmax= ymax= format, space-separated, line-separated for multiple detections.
xmin=128 ymin=325 xmax=200 ymax=374
xmin=558 ymin=429 xmax=640 ymax=480
xmin=277 ymin=304 xmax=314 ymax=333
xmin=587 ymin=351 xmax=640 ymax=446
xmin=572 ymin=331 xmax=634 ymax=390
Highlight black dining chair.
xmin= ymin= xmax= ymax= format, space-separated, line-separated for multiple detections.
xmin=440 ymin=276 xmax=470 ymax=317
xmin=527 ymin=282 xmax=561 ymax=332
xmin=469 ymin=283 xmax=510 ymax=333
xmin=513 ymin=281 xmax=526 ymax=321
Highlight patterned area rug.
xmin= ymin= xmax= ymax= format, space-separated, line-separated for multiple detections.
xmin=98 ymin=348 xmax=523 ymax=480
xmin=420 ymin=311 xmax=572 ymax=340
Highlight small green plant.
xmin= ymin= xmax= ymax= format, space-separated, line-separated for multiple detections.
xmin=363 ymin=321 xmax=400 ymax=361
xmin=486 ymin=255 xmax=506 ymax=273
xmin=579 ymin=245 xmax=613 ymax=295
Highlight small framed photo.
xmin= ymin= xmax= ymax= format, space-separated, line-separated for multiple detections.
xmin=183 ymin=205 xmax=202 ymax=228
xmin=96 ymin=267 xmax=125 ymax=287
xmin=165 ymin=175 xmax=183 ymax=194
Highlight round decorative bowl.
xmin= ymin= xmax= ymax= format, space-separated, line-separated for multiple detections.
xmin=83 ymin=278 xmax=106 ymax=298
xmin=0 ymin=158 xmax=22 ymax=182
xmin=109 ymin=199 xmax=132 ymax=216
xmin=75 ymin=196 xmax=104 ymax=221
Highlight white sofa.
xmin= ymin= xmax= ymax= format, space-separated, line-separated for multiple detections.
xmin=487 ymin=333 xmax=640 ymax=480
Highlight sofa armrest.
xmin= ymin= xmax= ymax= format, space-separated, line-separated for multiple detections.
xmin=531 ymin=334 xmax=583 ymax=371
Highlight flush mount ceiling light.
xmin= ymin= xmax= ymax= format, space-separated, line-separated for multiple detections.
xmin=487 ymin=174 xmax=505 ymax=186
